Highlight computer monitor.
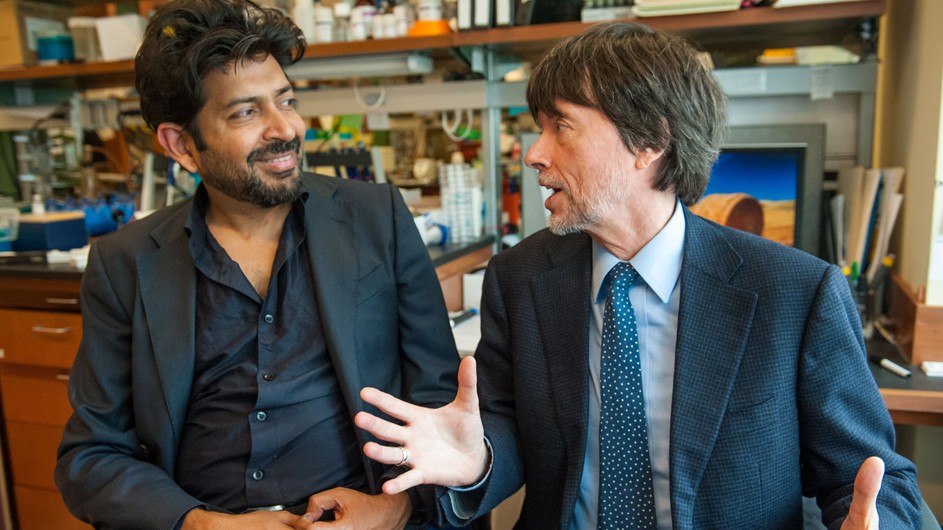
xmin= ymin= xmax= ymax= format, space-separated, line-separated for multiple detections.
xmin=519 ymin=123 xmax=826 ymax=257
xmin=695 ymin=124 xmax=826 ymax=257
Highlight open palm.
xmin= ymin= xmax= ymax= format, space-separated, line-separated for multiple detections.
xmin=354 ymin=356 xmax=490 ymax=494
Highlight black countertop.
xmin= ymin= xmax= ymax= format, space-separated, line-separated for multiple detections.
xmin=0 ymin=234 xmax=496 ymax=281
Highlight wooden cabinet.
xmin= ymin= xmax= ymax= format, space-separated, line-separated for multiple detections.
xmin=0 ymin=271 xmax=90 ymax=530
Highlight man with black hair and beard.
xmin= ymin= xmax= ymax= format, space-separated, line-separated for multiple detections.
xmin=54 ymin=1 xmax=458 ymax=529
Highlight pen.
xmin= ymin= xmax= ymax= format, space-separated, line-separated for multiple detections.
xmin=449 ymin=308 xmax=478 ymax=328
xmin=869 ymin=355 xmax=911 ymax=378
xmin=869 ymin=254 xmax=895 ymax=289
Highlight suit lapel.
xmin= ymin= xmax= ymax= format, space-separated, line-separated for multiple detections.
xmin=303 ymin=179 xmax=382 ymax=485
xmin=303 ymin=178 xmax=361 ymax=406
xmin=138 ymin=204 xmax=197 ymax=442
xmin=531 ymin=234 xmax=593 ymax=516
xmin=669 ymin=210 xmax=758 ymax=522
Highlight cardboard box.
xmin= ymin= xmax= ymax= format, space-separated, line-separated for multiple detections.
xmin=95 ymin=14 xmax=145 ymax=61
xmin=0 ymin=0 xmax=73 ymax=68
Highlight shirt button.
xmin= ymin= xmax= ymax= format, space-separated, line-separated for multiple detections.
xmin=263 ymin=373 xmax=275 ymax=381
xmin=256 ymin=411 xmax=267 ymax=422
xmin=252 ymin=470 xmax=264 ymax=481
xmin=263 ymin=313 xmax=274 ymax=324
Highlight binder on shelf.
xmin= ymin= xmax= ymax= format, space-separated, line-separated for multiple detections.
xmin=515 ymin=0 xmax=583 ymax=25
xmin=474 ymin=0 xmax=493 ymax=27
xmin=457 ymin=0 xmax=474 ymax=30
xmin=495 ymin=0 xmax=515 ymax=26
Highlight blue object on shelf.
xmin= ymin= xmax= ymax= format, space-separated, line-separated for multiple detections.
xmin=37 ymin=33 xmax=75 ymax=63
xmin=12 ymin=212 xmax=88 ymax=251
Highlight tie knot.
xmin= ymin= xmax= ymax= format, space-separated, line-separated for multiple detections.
xmin=607 ymin=261 xmax=637 ymax=296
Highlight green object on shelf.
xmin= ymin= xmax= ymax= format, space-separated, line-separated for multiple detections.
xmin=0 ymin=132 xmax=19 ymax=200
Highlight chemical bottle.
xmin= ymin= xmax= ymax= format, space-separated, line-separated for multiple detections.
xmin=333 ymin=2 xmax=351 ymax=42
xmin=292 ymin=0 xmax=317 ymax=43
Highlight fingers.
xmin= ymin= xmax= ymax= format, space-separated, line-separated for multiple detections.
xmin=853 ymin=456 xmax=884 ymax=506
xmin=456 ymin=356 xmax=479 ymax=412
xmin=362 ymin=441 xmax=409 ymax=466
xmin=354 ymin=411 xmax=406 ymax=445
xmin=302 ymin=492 xmax=336 ymax=520
xmin=381 ymin=470 xmax=425 ymax=495
xmin=360 ymin=387 xmax=417 ymax=423
xmin=844 ymin=456 xmax=884 ymax=530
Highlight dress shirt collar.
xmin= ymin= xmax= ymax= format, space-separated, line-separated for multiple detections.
xmin=592 ymin=200 xmax=686 ymax=305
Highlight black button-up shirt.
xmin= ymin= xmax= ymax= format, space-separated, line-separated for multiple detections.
xmin=175 ymin=187 xmax=366 ymax=511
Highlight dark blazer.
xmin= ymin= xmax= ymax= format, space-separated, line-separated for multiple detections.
xmin=55 ymin=174 xmax=459 ymax=530
xmin=453 ymin=207 xmax=921 ymax=529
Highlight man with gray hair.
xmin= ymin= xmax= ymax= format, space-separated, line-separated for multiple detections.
xmin=349 ymin=22 xmax=924 ymax=530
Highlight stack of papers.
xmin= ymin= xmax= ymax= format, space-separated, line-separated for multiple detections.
xmin=830 ymin=166 xmax=904 ymax=284
xmin=633 ymin=0 xmax=741 ymax=17
xmin=922 ymin=362 xmax=943 ymax=377
xmin=774 ymin=0 xmax=867 ymax=8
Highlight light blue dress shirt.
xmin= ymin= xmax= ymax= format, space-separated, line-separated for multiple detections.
xmin=570 ymin=201 xmax=685 ymax=530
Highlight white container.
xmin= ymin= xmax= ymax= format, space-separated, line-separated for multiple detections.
xmin=416 ymin=0 xmax=443 ymax=21
xmin=95 ymin=14 xmax=146 ymax=61
xmin=333 ymin=2 xmax=351 ymax=42
xmin=292 ymin=0 xmax=317 ymax=43
xmin=351 ymin=5 xmax=376 ymax=38
xmin=68 ymin=17 xmax=102 ymax=62
xmin=371 ymin=12 xmax=386 ymax=39
xmin=349 ymin=8 xmax=368 ymax=40
xmin=314 ymin=4 xmax=334 ymax=43
xmin=382 ymin=13 xmax=397 ymax=38
xmin=393 ymin=5 xmax=412 ymax=37
xmin=0 ymin=208 xmax=19 ymax=244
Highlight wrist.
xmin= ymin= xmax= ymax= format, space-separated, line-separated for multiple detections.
xmin=389 ymin=491 xmax=412 ymax=528
xmin=473 ymin=438 xmax=490 ymax=483
xmin=181 ymin=508 xmax=226 ymax=530
xmin=455 ymin=437 xmax=494 ymax=490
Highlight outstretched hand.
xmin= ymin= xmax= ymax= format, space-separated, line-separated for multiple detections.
xmin=840 ymin=456 xmax=884 ymax=530
xmin=354 ymin=356 xmax=489 ymax=494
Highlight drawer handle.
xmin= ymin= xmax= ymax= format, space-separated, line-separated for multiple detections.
xmin=45 ymin=297 xmax=80 ymax=306
xmin=55 ymin=373 xmax=71 ymax=381
xmin=31 ymin=325 xmax=74 ymax=335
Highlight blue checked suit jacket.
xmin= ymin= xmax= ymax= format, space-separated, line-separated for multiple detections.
xmin=445 ymin=205 xmax=922 ymax=529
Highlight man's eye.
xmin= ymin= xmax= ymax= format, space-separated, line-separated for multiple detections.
xmin=231 ymin=108 xmax=256 ymax=119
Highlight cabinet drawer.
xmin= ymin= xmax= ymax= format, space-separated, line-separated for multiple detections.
xmin=0 ymin=308 xmax=82 ymax=369
xmin=6 ymin=421 xmax=63 ymax=489
xmin=0 ymin=367 xmax=73 ymax=426
xmin=14 ymin=485 xmax=91 ymax=530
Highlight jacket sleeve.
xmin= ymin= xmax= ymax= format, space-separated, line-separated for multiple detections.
xmin=435 ymin=255 xmax=526 ymax=526
xmin=798 ymin=265 xmax=923 ymax=529
xmin=55 ymin=241 xmax=202 ymax=530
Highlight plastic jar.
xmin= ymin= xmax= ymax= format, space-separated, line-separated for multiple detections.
xmin=333 ymin=2 xmax=351 ymax=42
xmin=314 ymin=4 xmax=334 ymax=43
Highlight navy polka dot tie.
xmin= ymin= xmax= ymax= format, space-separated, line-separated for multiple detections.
xmin=599 ymin=262 xmax=657 ymax=529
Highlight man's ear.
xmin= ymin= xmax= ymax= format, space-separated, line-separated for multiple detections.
xmin=156 ymin=123 xmax=199 ymax=174
xmin=635 ymin=147 xmax=666 ymax=170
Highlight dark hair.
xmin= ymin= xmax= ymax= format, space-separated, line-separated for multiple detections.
xmin=135 ymin=0 xmax=306 ymax=136
xmin=527 ymin=23 xmax=727 ymax=205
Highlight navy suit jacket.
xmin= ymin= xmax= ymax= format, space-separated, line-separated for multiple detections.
xmin=56 ymin=174 xmax=459 ymax=529
xmin=451 ymin=207 xmax=921 ymax=529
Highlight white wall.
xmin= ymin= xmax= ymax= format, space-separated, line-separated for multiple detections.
xmin=875 ymin=0 xmax=943 ymax=303
xmin=875 ymin=0 xmax=943 ymax=515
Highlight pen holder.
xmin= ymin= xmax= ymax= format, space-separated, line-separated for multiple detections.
xmin=850 ymin=281 xmax=874 ymax=339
